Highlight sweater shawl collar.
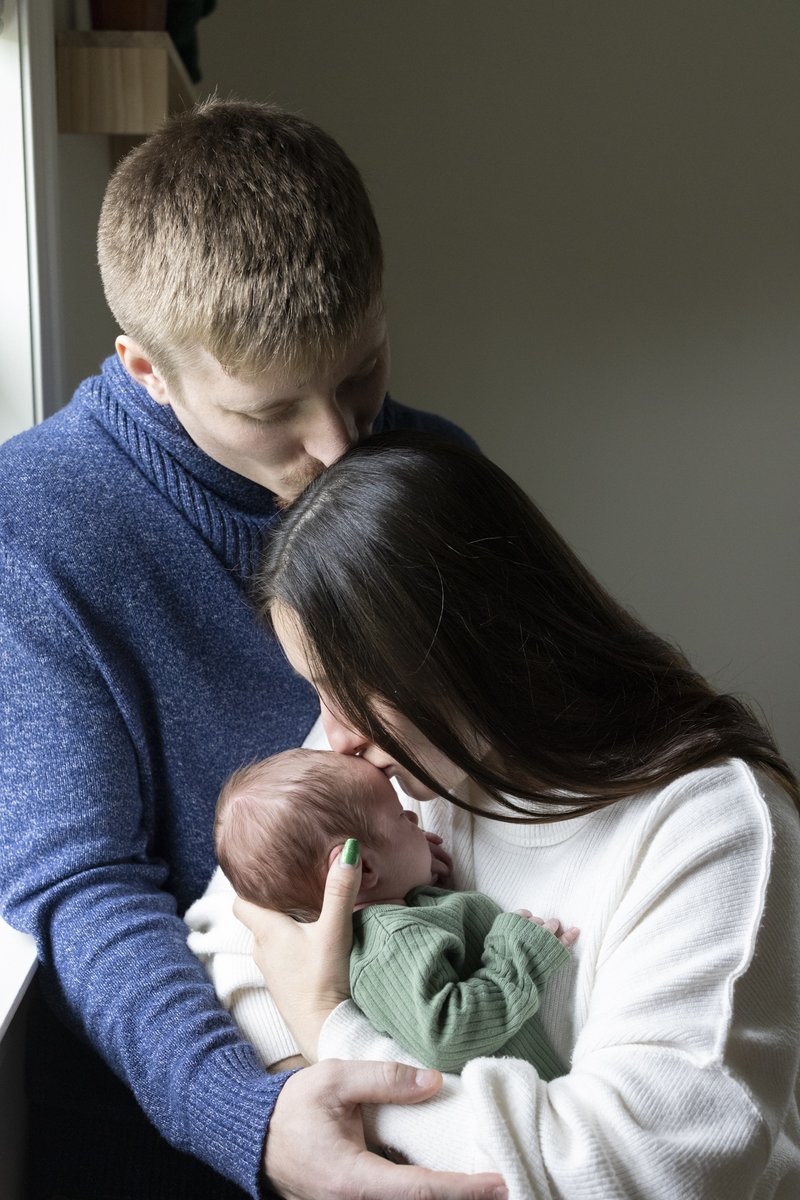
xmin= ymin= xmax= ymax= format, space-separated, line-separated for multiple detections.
xmin=83 ymin=355 xmax=282 ymax=579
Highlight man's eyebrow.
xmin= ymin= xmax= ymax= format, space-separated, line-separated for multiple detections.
xmin=228 ymin=394 xmax=296 ymax=417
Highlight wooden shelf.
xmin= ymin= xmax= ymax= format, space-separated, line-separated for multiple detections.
xmin=56 ymin=31 xmax=195 ymax=135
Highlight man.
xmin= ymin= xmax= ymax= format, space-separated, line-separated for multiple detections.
xmin=0 ymin=100 xmax=504 ymax=1200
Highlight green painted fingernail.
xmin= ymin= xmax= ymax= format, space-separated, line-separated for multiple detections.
xmin=340 ymin=838 xmax=360 ymax=867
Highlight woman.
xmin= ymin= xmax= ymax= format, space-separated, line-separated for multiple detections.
xmin=235 ymin=432 xmax=800 ymax=1199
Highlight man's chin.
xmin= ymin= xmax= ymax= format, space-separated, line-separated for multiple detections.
xmin=274 ymin=461 xmax=326 ymax=509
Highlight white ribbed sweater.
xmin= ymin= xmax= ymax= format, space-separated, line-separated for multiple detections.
xmin=187 ymin=747 xmax=800 ymax=1200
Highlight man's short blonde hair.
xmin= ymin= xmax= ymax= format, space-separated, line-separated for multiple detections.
xmin=98 ymin=98 xmax=383 ymax=383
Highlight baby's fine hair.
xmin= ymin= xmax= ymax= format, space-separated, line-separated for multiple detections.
xmin=214 ymin=748 xmax=385 ymax=922
xmin=98 ymin=97 xmax=383 ymax=385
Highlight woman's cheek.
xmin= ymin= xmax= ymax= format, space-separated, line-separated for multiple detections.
xmin=397 ymin=775 xmax=440 ymax=802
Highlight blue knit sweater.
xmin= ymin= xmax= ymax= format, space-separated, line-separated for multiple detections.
xmin=0 ymin=354 xmax=472 ymax=1196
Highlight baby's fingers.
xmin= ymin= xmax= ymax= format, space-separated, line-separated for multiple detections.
xmin=523 ymin=914 xmax=580 ymax=949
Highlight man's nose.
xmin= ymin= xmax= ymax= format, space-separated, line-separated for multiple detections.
xmin=302 ymin=396 xmax=358 ymax=467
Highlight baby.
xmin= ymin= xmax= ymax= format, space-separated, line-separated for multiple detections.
xmin=212 ymin=748 xmax=577 ymax=1077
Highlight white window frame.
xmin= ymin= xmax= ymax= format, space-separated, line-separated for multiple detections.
xmin=1 ymin=5 xmax=56 ymax=1191
xmin=0 ymin=0 xmax=63 ymax=443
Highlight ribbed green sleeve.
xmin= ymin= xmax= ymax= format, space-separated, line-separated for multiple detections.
xmin=350 ymin=888 xmax=569 ymax=1077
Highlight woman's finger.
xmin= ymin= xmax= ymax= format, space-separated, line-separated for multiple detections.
xmin=232 ymin=851 xmax=363 ymax=1060
xmin=317 ymin=839 xmax=363 ymax=950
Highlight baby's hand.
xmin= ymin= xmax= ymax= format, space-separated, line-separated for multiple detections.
xmin=514 ymin=910 xmax=580 ymax=950
xmin=425 ymin=831 xmax=454 ymax=886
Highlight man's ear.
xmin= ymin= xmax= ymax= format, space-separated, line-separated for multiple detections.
xmin=115 ymin=336 xmax=171 ymax=405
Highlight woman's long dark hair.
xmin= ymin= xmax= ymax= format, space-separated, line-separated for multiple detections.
xmin=258 ymin=433 xmax=798 ymax=820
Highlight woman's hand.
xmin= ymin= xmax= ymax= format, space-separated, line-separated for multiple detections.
xmin=234 ymin=843 xmax=362 ymax=1061
xmin=264 ymin=1059 xmax=508 ymax=1200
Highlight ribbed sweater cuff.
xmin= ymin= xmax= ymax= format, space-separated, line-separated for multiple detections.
xmin=493 ymin=912 xmax=572 ymax=985
xmin=185 ymin=1042 xmax=296 ymax=1197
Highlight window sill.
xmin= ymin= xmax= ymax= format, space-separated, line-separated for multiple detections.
xmin=0 ymin=919 xmax=36 ymax=1043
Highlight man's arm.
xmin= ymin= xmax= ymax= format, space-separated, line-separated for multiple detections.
xmin=0 ymin=567 xmax=507 ymax=1200
xmin=0 ymin=552 xmax=286 ymax=1196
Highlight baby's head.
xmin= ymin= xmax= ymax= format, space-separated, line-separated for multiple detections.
xmin=215 ymin=748 xmax=436 ymax=920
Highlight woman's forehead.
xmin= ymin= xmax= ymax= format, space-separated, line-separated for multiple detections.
xmin=271 ymin=604 xmax=311 ymax=677
xmin=271 ymin=602 xmax=336 ymax=699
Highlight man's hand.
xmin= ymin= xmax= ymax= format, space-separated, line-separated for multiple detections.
xmin=265 ymin=1058 xmax=508 ymax=1200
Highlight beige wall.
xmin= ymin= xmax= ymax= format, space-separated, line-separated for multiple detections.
xmin=58 ymin=2 xmax=800 ymax=766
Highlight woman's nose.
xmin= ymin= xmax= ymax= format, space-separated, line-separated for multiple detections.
xmin=321 ymin=704 xmax=368 ymax=756
xmin=402 ymin=810 xmax=419 ymax=825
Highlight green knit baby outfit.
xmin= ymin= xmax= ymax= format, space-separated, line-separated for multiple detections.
xmin=350 ymin=886 xmax=569 ymax=1077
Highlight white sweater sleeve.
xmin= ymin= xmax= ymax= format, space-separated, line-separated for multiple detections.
xmin=185 ymin=866 xmax=300 ymax=1068
xmin=318 ymin=766 xmax=800 ymax=1199
xmin=184 ymin=716 xmax=329 ymax=1068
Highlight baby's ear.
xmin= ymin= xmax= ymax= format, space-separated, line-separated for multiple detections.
xmin=327 ymin=843 xmax=378 ymax=895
